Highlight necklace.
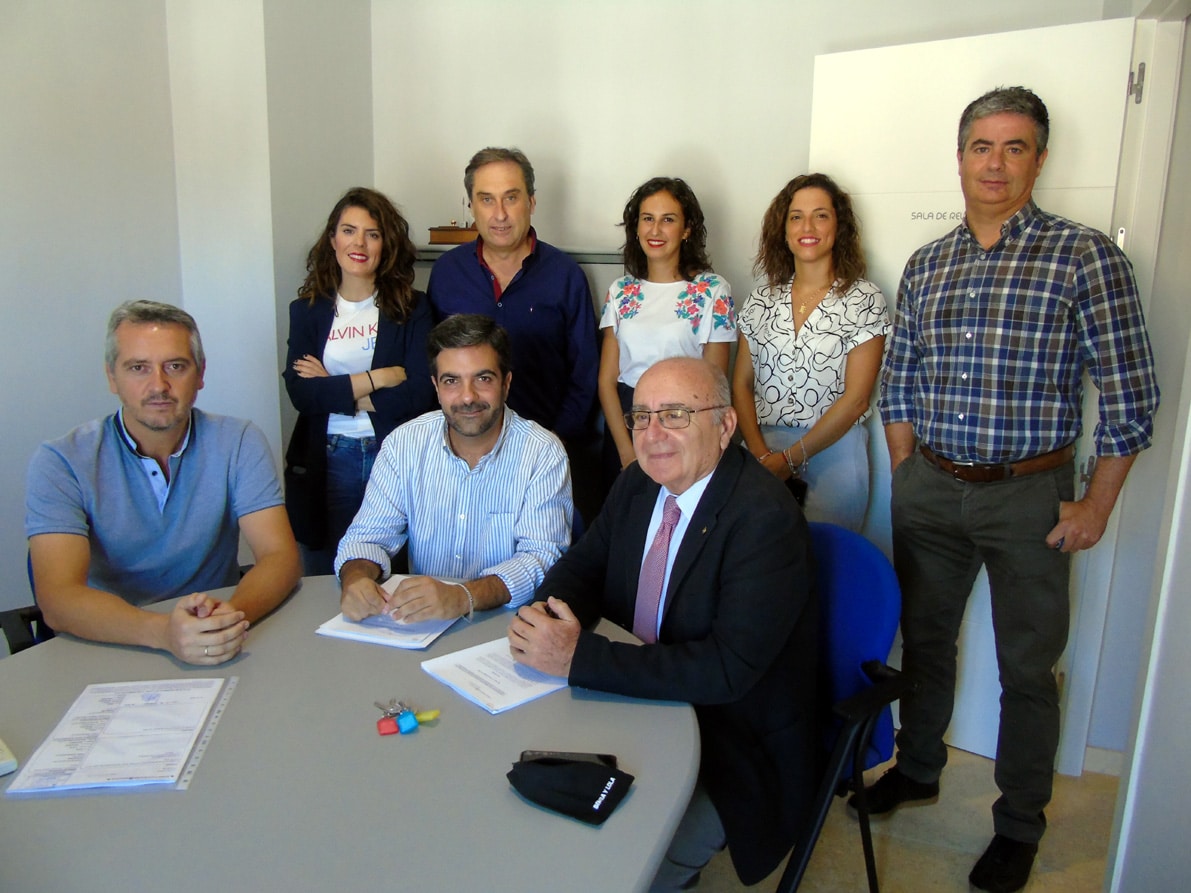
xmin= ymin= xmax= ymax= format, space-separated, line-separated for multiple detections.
xmin=793 ymin=281 xmax=832 ymax=317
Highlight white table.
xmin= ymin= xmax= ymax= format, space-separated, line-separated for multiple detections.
xmin=0 ymin=578 xmax=698 ymax=892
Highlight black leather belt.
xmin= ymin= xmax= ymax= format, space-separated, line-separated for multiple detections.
xmin=918 ymin=444 xmax=1075 ymax=483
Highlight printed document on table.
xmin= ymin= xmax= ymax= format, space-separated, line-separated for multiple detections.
xmin=422 ymin=636 xmax=568 ymax=714
xmin=6 ymin=678 xmax=226 ymax=794
xmin=316 ymin=574 xmax=458 ymax=650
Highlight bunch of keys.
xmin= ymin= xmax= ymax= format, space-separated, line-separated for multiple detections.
xmin=374 ymin=698 xmax=441 ymax=736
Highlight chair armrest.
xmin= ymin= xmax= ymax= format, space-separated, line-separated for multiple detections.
xmin=1 ymin=608 xmax=37 ymax=654
xmin=832 ymin=661 xmax=911 ymax=723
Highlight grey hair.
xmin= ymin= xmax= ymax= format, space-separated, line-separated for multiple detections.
xmin=958 ymin=86 xmax=1050 ymax=154
xmin=427 ymin=313 xmax=513 ymax=378
xmin=464 ymin=147 xmax=536 ymax=200
xmin=105 ymin=300 xmax=205 ymax=371
xmin=706 ymin=361 xmax=732 ymax=424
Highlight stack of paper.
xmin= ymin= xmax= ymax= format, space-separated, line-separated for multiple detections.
xmin=422 ymin=638 xmax=568 ymax=714
xmin=315 ymin=574 xmax=459 ymax=650
xmin=6 ymin=678 xmax=228 ymax=795
xmin=317 ymin=612 xmax=456 ymax=650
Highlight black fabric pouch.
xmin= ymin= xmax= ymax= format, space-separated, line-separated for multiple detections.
xmin=786 ymin=476 xmax=808 ymax=506
xmin=507 ymin=756 xmax=635 ymax=825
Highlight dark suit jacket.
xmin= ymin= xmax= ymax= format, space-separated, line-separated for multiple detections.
xmin=537 ymin=444 xmax=818 ymax=885
xmin=281 ymin=293 xmax=436 ymax=547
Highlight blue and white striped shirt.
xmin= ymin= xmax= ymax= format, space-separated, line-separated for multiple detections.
xmin=879 ymin=200 xmax=1159 ymax=463
xmin=334 ymin=408 xmax=573 ymax=607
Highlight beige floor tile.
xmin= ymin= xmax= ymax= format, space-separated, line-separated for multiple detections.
xmin=698 ymin=746 xmax=1115 ymax=892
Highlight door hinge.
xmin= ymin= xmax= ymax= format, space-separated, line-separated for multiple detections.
xmin=1128 ymin=62 xmax=1146 ymax=104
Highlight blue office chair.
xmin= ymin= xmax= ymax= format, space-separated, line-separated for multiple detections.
xmin=777 ymin=522 xmax=907 ymax=893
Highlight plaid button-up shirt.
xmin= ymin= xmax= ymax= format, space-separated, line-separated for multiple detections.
xmin=880 ymin=200 xmax=1159 ymax=463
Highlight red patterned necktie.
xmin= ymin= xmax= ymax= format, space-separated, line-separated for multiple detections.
xmin=632 ymin=496 xmax=681 ymax=644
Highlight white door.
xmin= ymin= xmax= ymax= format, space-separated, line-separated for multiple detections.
xmin=808 ymin=19 xmax=1135 ymax=765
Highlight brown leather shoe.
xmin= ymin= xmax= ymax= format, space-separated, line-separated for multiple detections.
xmin=848 ymin=765 xmax=939 ymax=815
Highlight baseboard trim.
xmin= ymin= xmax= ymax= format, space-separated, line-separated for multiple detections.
xmin=1083 ymin=746 xmax=1123 ymax=777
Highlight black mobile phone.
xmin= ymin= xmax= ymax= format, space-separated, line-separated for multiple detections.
xmin=519 ymin=750 xmax=618 ymax=768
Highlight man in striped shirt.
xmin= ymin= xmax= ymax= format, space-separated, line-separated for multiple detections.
xmin=869 ymin=86 xmax=1159 ymax=893
xmin=335 ymin=314 xmax=573 ymax=623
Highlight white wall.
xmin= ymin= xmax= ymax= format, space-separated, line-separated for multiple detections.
xmin=166 ymin=0 xmax=282 ymax=460
xmin=1109 ymin=21 xmax=1191 ymax=859
xmin=1109 ymin=28 xmax=1191 ymax=883
xmin=3 ymin=0 xmax=1167 ymax=755
xmin=372 ymin=0 xmax=1111 ymax=301
xmin=0 ymin=0 xmax=181 ymax=616
xmin=1088 ymin=7 xmax=1191 ymax=750
xmin=262 ymin=0 xmax=374 ymax=441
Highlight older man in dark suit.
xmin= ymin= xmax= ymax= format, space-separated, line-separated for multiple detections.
xmin=509 ymin=356 xmax=817 ymax=890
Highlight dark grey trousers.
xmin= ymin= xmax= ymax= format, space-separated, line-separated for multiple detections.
xmin=890 ymin=450 xmax=1074 ymax=843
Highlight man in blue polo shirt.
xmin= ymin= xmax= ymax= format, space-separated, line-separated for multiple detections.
xmin=427 ymin=147 xmax=598 ymax=445
xmin=26 ymin=301 xmax=301 ymax=665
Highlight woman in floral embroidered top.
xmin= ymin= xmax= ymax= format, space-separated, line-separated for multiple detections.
xmin=732 ymin=173 xmax=889 ymax=530
xmin=599 ymin=177 xmax=737 ymax=487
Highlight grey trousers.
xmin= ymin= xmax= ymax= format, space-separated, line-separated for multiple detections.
xmin=890 ymin=451 xmax=1074 ymax=843
xmin=649 ymin=783 xmax=726 ymax=891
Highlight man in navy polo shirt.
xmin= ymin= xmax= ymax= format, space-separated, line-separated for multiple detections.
xmin=427 ymin=147 xmax=598 ymax=446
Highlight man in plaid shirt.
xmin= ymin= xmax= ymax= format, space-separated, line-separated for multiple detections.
xmin=867 ymin=86 xmax=1159 ymax=893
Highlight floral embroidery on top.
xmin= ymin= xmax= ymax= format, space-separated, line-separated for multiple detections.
xmin=615 ymin=280 xmax=643 ymax=320
xmin=675 ymin=275 xmax=717 ymax=332
xmin=672 ymin=274 xmax=735 ymax=332
xmin=712 ymin=293 xmax=736 ymax=332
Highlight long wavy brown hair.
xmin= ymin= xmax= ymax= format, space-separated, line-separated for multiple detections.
xmin=753 ymin=173 xmax=866 ymax=293
xmin=298 ymin=187 xmax=418 ymax=322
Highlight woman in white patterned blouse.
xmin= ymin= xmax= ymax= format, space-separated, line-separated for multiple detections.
xmin=598 ymin=177 xmax=737 ymax=488
xmin=732 ymin=173 xmax=889 ymax=530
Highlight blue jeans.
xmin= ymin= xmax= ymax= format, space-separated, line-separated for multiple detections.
xmin=300 ymin=434 xmax=378 ymax=576
xmin=760 ymin=423 xmax=871 ymax=531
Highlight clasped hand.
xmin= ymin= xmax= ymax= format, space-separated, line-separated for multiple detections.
xmin=340 ymin=575 xmax=468 ymax=622
xmin=167 ymin=592 xmax=248 ymax=665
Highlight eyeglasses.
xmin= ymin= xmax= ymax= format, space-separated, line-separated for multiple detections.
xmin=623 ymin=406 xmax=728 ymax=431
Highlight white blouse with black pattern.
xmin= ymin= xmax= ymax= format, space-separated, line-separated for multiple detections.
xmin=737 ymin=278 xmax=889 ymax=428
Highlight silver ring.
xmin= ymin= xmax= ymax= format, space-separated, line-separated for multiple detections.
xmin=204 ymin=646 xmax=209 ymax=657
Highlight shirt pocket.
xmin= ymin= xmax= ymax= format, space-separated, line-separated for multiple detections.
xmin=478 ymin=511 xmax=516 ymax=568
